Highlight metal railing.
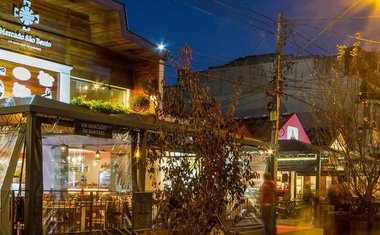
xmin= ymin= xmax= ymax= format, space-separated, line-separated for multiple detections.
xmin=9 ymin=190 xmax=133 ymax=234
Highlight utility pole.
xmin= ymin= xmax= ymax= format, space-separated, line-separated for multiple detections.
xmin=269 ymin=12 xmax=283 ymax=234
xmin=270 ymin=12 xmax=283 ymax=183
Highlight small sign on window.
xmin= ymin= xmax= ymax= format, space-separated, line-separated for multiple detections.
xmin=74 ymin=120 xmax=112 ymax=138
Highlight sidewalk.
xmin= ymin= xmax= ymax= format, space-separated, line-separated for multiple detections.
xmin=277 ymin=225 xmax=323 ymax=235
xmin=243 ymin=225 xmax=323 ymax=235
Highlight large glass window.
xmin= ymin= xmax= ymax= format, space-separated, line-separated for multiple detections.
xmin=70 ymin=78 xmax=129 ymax=106
xmin=41 ymin=121 xmax=133 ymax=233
xmin=42 ymin=123 xmax=132 ymax=193
xmin=0 ymin=114 xmax=26 ymax=190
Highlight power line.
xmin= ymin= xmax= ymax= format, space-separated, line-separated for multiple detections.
xmin=192 ymin=0 xmax=276 ymax=35
xmin=225 ymin=0 xmax=275 ymax=23
xmin=293 ymin=15 xmax=380 ymax=22
xmin=128 ymin=2 xmax=355 ymax=112
xmin=129 ymin=25 xmax=234 ymax=62
xmin=296 ymin=21 xmax=380 ymax=45
xmin=293 ymin=0 xmax=365 ymax=57
xmin=175 ymin=0 xmax=214 ymax=15
xmin=293 ymin=31 xmax=330 ymax=55
xmin=210 ymin=0 xmax=275 ymax=29
xmin=249 ymin=36 xmax=267 ymax=54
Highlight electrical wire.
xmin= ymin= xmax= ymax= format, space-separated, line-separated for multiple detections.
xmin=224 ymin=0 xmax=276 ymax=23
xmin=210 ymin=0 xmax=275 ymax=29
xmin=192 ymin=0 xmax=276 ymax=35
xmin=295 ymin=21 xmax=380 ymax=45
xmin=293 ymin=15 xmax=380 ymax=22
xmin=293 ymin=0 xmax=365 ymax=57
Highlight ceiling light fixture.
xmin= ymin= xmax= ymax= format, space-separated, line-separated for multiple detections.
xmin=95 ymin=150 xmax=101 ymax=161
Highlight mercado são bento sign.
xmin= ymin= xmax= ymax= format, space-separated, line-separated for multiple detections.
xmin=0 ymin=0 xmax=52 ymax=50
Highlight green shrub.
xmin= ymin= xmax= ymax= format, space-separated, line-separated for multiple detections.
xmin=70 ymin=96 xmax=129 ymax=114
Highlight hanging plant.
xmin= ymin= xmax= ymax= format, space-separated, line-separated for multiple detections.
xmin=129 ymin=94 xmax=150 ymax=113
xmin=141 ymin=78 xmax=158 ymax=95
xmin=70 ymin=96 xmax=129 ymax=114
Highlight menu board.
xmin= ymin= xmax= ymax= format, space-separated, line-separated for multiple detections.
xmin=0 ymin=59 xmax=59 ymax=99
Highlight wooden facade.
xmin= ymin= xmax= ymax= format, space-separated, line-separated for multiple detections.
xmin=0 ymin=0 xmax=162 ymax=97
xmin=0 ymin=2 xmax=163 ymax=233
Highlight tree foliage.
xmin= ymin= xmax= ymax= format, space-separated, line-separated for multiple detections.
xmin=146 ymin=46 xmax=253 ymax=234
xmin=313 ymin=41 xmax=380 ymax=214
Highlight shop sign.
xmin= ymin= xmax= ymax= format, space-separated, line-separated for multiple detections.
xmin=0 ymin=60 xmax=58 ymax=99
xmin=0 ymin=25 xmax=52 ymax=49
xmin=74 ymin=120 xmax=112 ymax=139
xmin=0 ymin=0 xmax=52 ymax=50
xmin=14 ymin=0 xmax=39 ymax=31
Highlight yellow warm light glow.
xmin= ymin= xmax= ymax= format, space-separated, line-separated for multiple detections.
xmin=368 ymin=0 xmax=380 ymax=13
xmin=95 ymin=150 xmax=101 ymax=161
xmin=135 ymin=148 xmax=140 ymax=159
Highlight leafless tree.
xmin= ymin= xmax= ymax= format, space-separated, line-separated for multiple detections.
xmin=313 ymin=41 xmax=380 ymax=214
xmin=146 ymin=46 xmax=253 ymax=234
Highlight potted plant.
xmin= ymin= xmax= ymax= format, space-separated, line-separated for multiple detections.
xmin=129 ymin=94 xmax=150 ymax=113
xmin=141 ymin=78 xmax=158 ymax=95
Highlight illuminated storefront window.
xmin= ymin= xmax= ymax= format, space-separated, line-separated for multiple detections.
xmin=70 ymin=78 xmax=130 ymax=107
xmin=41 ymin=122 xmax=132 ymax=193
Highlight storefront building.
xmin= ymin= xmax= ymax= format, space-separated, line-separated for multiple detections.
xmin=0 ymin=0 xmax=164 ymax=234
xmin=240 ymin=114 xmax=337 ymax=204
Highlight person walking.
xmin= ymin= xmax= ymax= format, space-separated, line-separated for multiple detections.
xmin=258 ymin=173 xmax=276 ymax=235
xmin=301 ymin=183 xmax=315 ymax=223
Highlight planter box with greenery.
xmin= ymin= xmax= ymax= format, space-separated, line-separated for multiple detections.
xmin=70 ymin=96 xmax=129 ymax=114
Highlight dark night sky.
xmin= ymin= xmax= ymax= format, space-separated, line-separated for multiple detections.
xmin=120 ymin=0 xmax=380 ymax=73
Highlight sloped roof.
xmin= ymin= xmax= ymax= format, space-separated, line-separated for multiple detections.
xmin=279 ymin=139 xmax=319 ymax=154
xmin=48 ymin=0 xmax=166 ymax=60
xmin=239 ymin=113 xmax=294 ymax=142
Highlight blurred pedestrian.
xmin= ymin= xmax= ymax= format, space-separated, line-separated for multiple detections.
xmin=258 ymin=173 xmax=276 ymax=235
xmin=301 ymin=183 xmax=315 ymax=223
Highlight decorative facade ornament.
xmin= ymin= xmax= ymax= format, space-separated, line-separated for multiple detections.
xmin=14 ymin=0 xmax=39 ymax=31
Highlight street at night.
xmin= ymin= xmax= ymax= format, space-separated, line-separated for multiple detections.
xmin=1 ymin=1 xmax=380 ymax=234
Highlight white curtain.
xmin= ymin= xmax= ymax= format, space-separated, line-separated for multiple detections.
xmin=0 ymin=126 xmax=21 ymax=189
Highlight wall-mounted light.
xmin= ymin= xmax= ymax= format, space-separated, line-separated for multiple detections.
xmin=157 ymin=43 xmax=165 ymax=51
